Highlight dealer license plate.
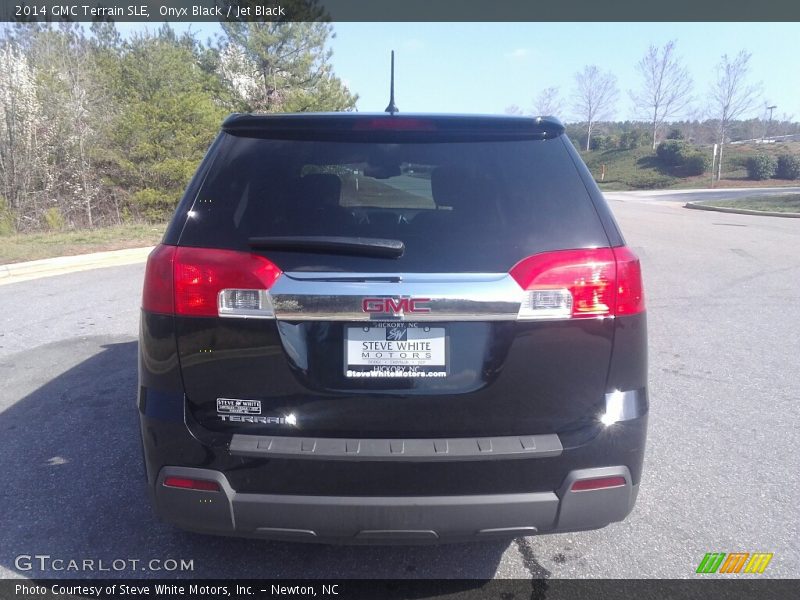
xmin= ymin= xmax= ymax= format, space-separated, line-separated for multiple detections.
xmin=345 ymin=323 xmax=447 ymax=378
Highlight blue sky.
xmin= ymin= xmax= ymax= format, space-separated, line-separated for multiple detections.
xmin=117 ymin=22 xmax=800 ymax=121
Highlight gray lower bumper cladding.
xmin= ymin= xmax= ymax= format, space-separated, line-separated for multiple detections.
xmin=154 ymin=465 xmax=638 ymax=544
xmin=228 ymin=432 xmax=564 ymax=461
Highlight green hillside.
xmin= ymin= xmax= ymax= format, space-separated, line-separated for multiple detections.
xmin=578 ymin=142 xmax=800 ymax=191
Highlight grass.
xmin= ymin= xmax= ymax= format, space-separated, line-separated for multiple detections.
xmin=580 ymin=141 xmax=800 ymax=191
xmin=696 ymin=194 xmax=800 ymax=213
xmin=582 ymin=147 xmax=679 ymax=190
xmin=0 ymin=222 xmax=166 ymax=265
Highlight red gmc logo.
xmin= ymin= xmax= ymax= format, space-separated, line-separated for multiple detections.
xmin=361 ymin=297 xmax=431 ymax=314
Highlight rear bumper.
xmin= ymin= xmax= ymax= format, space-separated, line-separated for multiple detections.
xmin=153 ymin=465 xmax=638 ymax=544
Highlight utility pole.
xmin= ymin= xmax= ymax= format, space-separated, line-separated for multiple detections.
xmin=765 ymin=105 xmax=777 ymax=141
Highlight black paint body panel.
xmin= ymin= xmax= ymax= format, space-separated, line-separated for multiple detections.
xmin=138 ymin=309 xmax=648 ymax=496
xmin=175 ymin=315 xmax=617 ymax=438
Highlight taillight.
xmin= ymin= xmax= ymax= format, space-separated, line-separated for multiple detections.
xmin=174 ymin=247 xmax=282 ymax=317
xmin=142 ymin=244 xmax=176 ymax=315
xmin=611 ymin=246 xmax=645 ymax=316
xmin=510 ymin=247 xmax=644 ymax=320
xmin=141 ymin=244 xmax=282 ymax=318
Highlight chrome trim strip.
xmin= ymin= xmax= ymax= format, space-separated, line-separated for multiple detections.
xmin=269 ymin=272 xmax=524 ymax=322
xmin=284 ymin=272 xmax=511 ymax=283
xmin=229 ymin=433 xmax=563 ymax=461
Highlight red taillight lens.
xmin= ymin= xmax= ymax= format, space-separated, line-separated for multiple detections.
xmin=511 ymin=248 xmax=616 ymax=318
xmin=142 ymin=244 xmax=176 ymax=314
xmin=163 ymin=476 xmax=220 ymax=492
xmin=510 ymin=247 xmax=644 ymax=319
xmin=570 ymin=476 xmax=627 ymax=492
xmin=173 ymin=247 xmax=282 ymax=317
xmin=141 ymin=244 xmax=282 ymax=317
xmin=612 ymin=246 xmax=645 ymax=316
xmin=352 ymin=118 xmax=436 ymax=131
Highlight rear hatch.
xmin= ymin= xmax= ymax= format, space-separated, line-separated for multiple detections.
xmin=166 ymin=114 xmax=633 ymax=439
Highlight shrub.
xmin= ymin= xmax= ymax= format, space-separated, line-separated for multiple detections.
xmin=629 ymin=174 xmax=675 ymax=189
xmin=666 ymin=128 xmax=684 ymax=140
xmin=746 ymin=154 xmax=777 ymax=180
xmin=727 ymin=155 xmax=749 ymax=171
xmin=567 ymin=132 xmax=587 ymax=150
xmin=120 ymin=205 xmax=134 ymax=223
xmin=619 ymin=129 xmax=649 ymax=150
xmin=656 ymin=140 xmax=687 ymax=165
xmin=43 ymin=207 xmax=65 ymax=231
xmin=776 ymin=154 xmax=800 ymax=180
xmin=590 ymin=135 xmax=618 ymax=151
xmin=131 ymin=188 xmax=176 ymax=222
xmin=683 ymin=153 xmax=711 ymax=176
xmin=657 ymin=140 xmax=710 ymax=174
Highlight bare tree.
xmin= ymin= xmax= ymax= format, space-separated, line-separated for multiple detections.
xmin=504 ymin=104 xmax=524 ymax=116
xmin=571 ymin=65 xmax=618 ymax=151
xmin=534 ymin=87 xmax=562 ymax=117
xmin=709 ymin=50 xmax=761 ymax=181
xmin=777 ymin=112 xmax=795 ymax=138
xmin=630 ymin=40 xmax=693 ymax=149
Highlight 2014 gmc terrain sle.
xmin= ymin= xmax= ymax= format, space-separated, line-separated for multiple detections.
xmin=138 ymin=112 xmax=648 ymax=543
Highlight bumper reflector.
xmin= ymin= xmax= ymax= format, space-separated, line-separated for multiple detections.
xmin=163 ymin=476 xmax=220 ymax=492
xmin=570 ymin=476 xmax=626 ymax=492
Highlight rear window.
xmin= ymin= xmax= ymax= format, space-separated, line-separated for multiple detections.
xmin=177 ymin=133 xmax=610 ymax=272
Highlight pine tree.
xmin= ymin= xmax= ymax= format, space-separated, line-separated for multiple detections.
xmin=105 ymin=26 xmax=228 ymax=221
xmin=219 ymin=20 xmax=356 ymax=112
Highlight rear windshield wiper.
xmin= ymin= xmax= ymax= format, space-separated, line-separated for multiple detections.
xmin=248 ymin=236 xmax=405 ymax=259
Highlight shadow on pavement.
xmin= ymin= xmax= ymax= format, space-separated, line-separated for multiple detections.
xmin=0 ymin=337 xmax=512 ymax=581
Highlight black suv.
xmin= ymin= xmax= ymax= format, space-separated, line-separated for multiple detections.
xmin=138 ymin=112 xmax=647 ymax=543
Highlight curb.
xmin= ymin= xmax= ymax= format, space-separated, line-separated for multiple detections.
xmin=0 ymin=246 xmax=154 ymax=286
xmin=618 ymin=186 xmax=800 ymax=197
xmin=684 ymin=202 xmax=800 ymax=218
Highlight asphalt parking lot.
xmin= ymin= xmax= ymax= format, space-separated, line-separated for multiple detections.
xmin=0 ymin=193 xmax=798 ymax=579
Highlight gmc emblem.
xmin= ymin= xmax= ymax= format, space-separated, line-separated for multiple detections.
xmin=361 ymin=297 xmax=431 ymax=314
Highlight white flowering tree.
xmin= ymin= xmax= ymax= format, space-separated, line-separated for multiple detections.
xmin=0 ymin=41 xmax=49 ymax=230
xmin=26 ymin=24 xmax=104 ymax=227
xmin=218 ymin=43 xmax=262 ymax=110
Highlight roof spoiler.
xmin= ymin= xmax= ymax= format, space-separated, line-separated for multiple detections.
xmin=221 ymin=113 xmax=566 ymax=141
